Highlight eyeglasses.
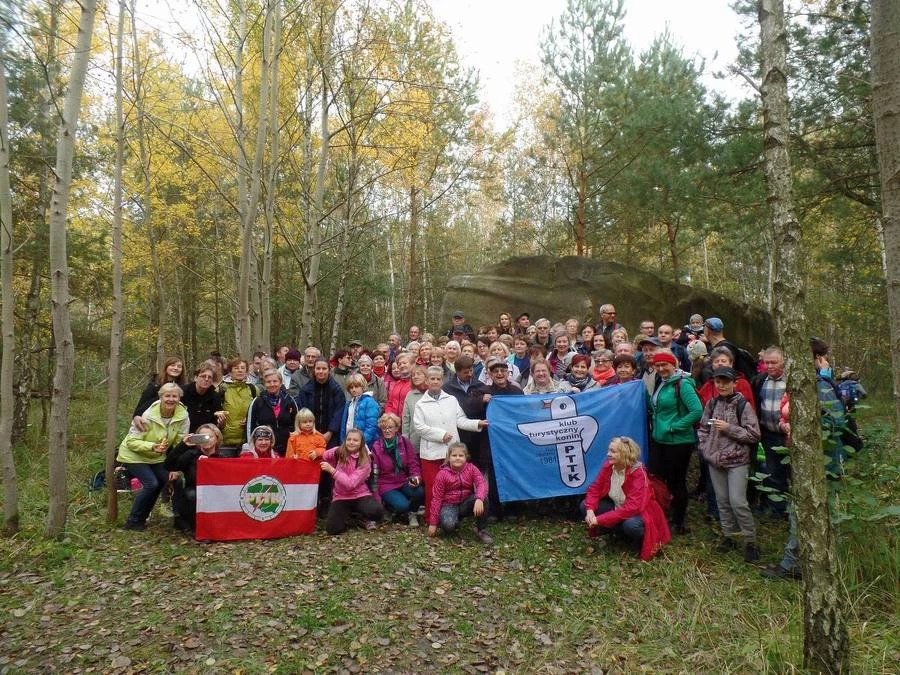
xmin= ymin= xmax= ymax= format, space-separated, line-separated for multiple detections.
xmin=196 ymin=373 xmax=213 ymax=380
xmin=597 ymin=359 xmax=611 ymax=363
xmin=603 ymin=311 xmax=616 ymax=316
xmin=253 ymin=430 xmax=273 ymax=439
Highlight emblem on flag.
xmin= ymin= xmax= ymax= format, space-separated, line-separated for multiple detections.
xmin=239 ymin=475 xmax=287 ymax=521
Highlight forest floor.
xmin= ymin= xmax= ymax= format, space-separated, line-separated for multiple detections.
xmin=1 ymin=415 xmax=897 ymax=673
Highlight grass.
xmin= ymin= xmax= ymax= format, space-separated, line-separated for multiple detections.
xmin=0 ymin=400 xmax=897 ymax=672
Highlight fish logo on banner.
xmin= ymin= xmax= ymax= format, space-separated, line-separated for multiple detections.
xmin=239 ymin=475 xmax=287 ymax=521
xmin=516 ymin=395 xmax=598 ymax=488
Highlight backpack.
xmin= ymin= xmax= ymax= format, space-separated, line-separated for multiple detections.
xmin=837 ymin=380 xmax=862 ymax=411
xmin=702 ymin=394 xmax=749 ymax=428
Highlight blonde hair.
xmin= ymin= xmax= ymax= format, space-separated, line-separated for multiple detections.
xmin=196 ymin=423 xmax=223 ymax=447
xmin=345 ymin=373 xmax=367 ymax=393
xmin=294 ymin=408 xmax=315 ymax=431
xmin=378 ymin=413 xmax=401 ymax=430
xmin=609 ymin=436 xmax=641 ymax=466
xmin=446 ymin=442 xmax=470 ymax=462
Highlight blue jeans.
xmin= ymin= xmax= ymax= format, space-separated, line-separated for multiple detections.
xmin=123 ymin=462 xmax=169 ymax=525
xmin=779 ymin=509 xmax=799 ymax=571
xmin=580 ymin=497 xmax=645 ymax=549
xmin=381 ymin=484 xmax=424 ymax=514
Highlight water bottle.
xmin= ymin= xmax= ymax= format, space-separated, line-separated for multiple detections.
xmin=369 ymin=462 xmax=379 ymax=493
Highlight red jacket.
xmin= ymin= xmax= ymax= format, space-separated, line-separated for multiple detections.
xmin=697 ymin=372 xmax=756 ymax=409
xmin=385 ymin=377 xmax=412 ymax=418
xmin=584 ymin=460 xmax=671 ymax=561
xmin=428 ymin=462 xmax=488 ymax=526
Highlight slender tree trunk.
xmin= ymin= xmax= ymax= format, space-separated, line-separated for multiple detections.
xmin=300 ymin=72 xmax=332 ymax=349
xmin=131 ymin=2 xmax=163 ymax=372
xmin=758 ymin=1 xmax=849 ymax=670
xmin=46 ymin=0 xmax=97 ymax=538
xmin=405 ymin=185 xmax=418 ymax=329
xmin=871 ymin=0 xmax=900 ymax=431
xmin=261 ymin=0 xmax=282 ymax=356
xmin=0 ymin=47 xmax=19 ymax=533
xmin=387 ymin=233 xmax=397 ymax=334
xmin=105 ymin=0 xmax=127 ymax=522
xmin=13 ymin=0 xmax=60 ymax=444
xmin=575 ymin=167 xmax=586 ymax=256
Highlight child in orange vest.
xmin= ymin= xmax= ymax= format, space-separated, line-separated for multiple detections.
xmin=285 ymin=408 xmax=327 ymax=461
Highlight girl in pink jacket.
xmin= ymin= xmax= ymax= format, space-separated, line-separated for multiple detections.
xmin=427 ymin=443 xmax=493 ymax=545
xmin=320 ymin=429 xmax=384 ymax=535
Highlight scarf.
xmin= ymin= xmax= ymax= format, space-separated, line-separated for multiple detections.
xmin=263 ymin=390 xmax=282 ymax=417
xmin=592 ymin=365 xmax=615 ymax=384
xmin=373 ymin=365 xmax=386 ymax=378
xmin=383 ymin=436 xmax=404 ymax=475
xmin=566 ymin=373 xmax=592 ymax=391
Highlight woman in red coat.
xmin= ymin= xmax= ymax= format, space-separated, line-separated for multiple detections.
xmin=582 ymin=436 xmax=671 ymax=561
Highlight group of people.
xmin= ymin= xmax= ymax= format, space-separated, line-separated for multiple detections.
xmin=117 ymin=307 xmax=860 ymax=570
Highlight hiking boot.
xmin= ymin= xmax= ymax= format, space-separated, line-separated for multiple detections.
xmin=363 ymin=520 xmax=378 ymax=531
xmin=476 ymin=529 xmax=493 ymax=546
xmin=122 ymin=521 xmax=146 ymax=532
xmin=407 ymin=513 xmax=419 ymax=527
xmin=744 ymin=543 xmax=761 ymax=562
xmin=716 ymin=538 xmax=738 ymax=553
xmin=760 ymin=563 xmax=801 ymax=580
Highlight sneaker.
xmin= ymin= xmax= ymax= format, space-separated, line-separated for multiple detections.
xmin=363 ymin=520 xmax=377 ymax=531
xmin=407 ymin=513 xmax=419 ymax=527
xmin=744 ymin=543 xmax=761 ymax=562
xmin=760 ymin=563 xmax=801 ymax=580
xmin=122 ymin=521 xmax=146 ymax=532
xmin=476 ymin=529 xmax=493 ymax=546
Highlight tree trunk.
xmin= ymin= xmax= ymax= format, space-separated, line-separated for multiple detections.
xmin=758 ymin=1 xmax=850 ymax=671
xmin=405 ymin=185 xmax=419 ymax=329
xmin=13 ymin=0 xmax=60 ymax=444
xmin=387 ymin=234 xmax=397 ymax=335
xmin=46 ymin=0 xmax=97 ymax=538
xmin=575 ymin=167 xmax=586 ymax=256
xmin=131 ymin=2 xmax=164 ymax=373
xmin=261 ymin=0 xmax=282 ymax=356
xmin=105 ymin=0 xmax=127 ymax=523
xmin=0 ymin=46 xmax=19 ymax=533
xmin=300 ymin=71 xmax=332 ymax=349
xmin=871 ymin=0 xmax=900 ymax=430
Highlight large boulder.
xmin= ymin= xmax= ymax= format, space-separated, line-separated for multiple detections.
xmin=440 ymin=256 xmax=776 ymax=351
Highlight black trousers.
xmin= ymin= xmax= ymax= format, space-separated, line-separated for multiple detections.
xmin=648 ymin=441 xmax=695 ymax=526
xmin=325 ymin=496 xmax=384 ymax=535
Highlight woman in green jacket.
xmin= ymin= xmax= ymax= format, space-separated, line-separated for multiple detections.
xmin=647 ymin=350 xmax=702 ymax=534
xmin=117 ymin=382 xmax=190 ymax=531
xmin=219 ymin=357 xmax=257 ymax=455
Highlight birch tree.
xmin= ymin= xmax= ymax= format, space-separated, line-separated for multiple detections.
xmin=0 ymin=43 xmax=18 ymax=533
xmin=46 ymin=0 xmax=98 ymax=537
xmin=871 ymin=0 xmax=900 ymax=429
xmin=758 ymin=0 xmax=849 ymax=670
xmin=105 ymin=0 xmax=127 ymax=522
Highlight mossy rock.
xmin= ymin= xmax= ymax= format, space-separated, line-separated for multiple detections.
xmin=439 ymin=256 xmax=776 ymax=351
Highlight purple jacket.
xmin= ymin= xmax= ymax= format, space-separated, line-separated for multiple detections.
xmin=428 ymin=462 xmax=488 ymax=526
xmin=324 ymin=447 xmax=373 ymax=501
xmin=370 ymin=434 xmax=422 ymax=496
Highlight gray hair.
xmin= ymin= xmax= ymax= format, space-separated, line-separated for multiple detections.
xmin=426 ymin=366 xmax=445 ymax=379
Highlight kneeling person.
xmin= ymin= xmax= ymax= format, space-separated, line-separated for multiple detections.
xmin=428 ymin=443 xmax=493 ymax=545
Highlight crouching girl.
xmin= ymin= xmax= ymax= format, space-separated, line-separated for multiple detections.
xmin=582 ymin=436 xmax=670 ymax=560
xmin=427 ymin=443 xmax=492 ymax=545
xmin=321 ymin=429 xmax=384 ymax=534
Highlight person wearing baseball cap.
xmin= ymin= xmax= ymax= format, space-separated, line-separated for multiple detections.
xmin=444 ymin=310 xmax=475 ymax=342
xmin=467 ymin=355 xmax=523 ymax=520
xmin=698 ymin=365 xmax=762 ymax=563
xmin=647 ymin=349 xmax=702 ymax=535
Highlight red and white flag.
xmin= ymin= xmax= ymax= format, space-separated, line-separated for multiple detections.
xmin=196 ymin=458 xmax=320 ymax=541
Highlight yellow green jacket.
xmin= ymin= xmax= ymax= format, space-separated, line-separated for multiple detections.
xmin=117 ymin=400 xmax=190 ymax=464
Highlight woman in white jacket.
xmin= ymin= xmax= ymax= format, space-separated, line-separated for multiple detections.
xmin=414 ymin=366 xmax=488 ymax=518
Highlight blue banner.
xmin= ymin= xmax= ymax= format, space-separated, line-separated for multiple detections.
xmin=486 ymin=380 xmax=648 ymax=502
